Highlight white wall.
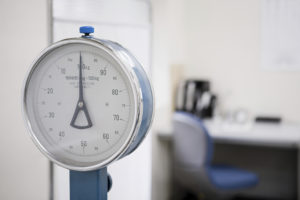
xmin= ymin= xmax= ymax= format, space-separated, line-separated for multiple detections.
xmin=151 ymin=0 xmax=300 ymax=199
xmin=153 ymin=0 xmax=300 ymax=125
xmin=0 ymin=0 xmax=50 ymax=199
xmin=185 ymin=0 xmax=300 ymax=123
xmin=151 ymin=0 xmax=187 ymax=199
xmin=51 ymin=1 xmax=152 ymax=200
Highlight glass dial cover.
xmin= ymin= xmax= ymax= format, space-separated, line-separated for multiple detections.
xmin=23 ymin=39 xmax=141 ymax=171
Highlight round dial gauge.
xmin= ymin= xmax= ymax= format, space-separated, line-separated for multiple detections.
xmin=23 ymin=37 xmax=153 ymax=171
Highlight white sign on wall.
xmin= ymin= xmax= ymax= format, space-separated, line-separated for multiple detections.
xmin=262 ymin=0 xmax=300 ymax=71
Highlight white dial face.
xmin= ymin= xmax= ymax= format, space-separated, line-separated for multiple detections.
xmin=24 ymin=42 xmax=138 ymax=169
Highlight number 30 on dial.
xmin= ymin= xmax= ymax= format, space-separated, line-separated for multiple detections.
xmin=23 ymin=35 xmax=154 ymax=171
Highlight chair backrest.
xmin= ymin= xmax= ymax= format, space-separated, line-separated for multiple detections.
xmin=173 ymin=112 xmax=214 ymax=169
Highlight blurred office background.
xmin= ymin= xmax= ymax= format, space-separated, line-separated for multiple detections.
xmin=1 ymin=0 xmax=300 ymax=199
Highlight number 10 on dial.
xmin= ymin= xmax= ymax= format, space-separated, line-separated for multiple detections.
xmin=23 ymin=31 xmax=154 ymax=171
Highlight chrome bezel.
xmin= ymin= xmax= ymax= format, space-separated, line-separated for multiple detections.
xmin=22 ymin=38 xmax=143 ymax=171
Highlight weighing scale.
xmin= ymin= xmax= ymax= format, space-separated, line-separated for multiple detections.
xmin=22 ymin=26 xmax=154 ymax=200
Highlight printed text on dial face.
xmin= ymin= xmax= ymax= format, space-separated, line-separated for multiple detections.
xmin=34 ymin=47 xmax=135 ymax=159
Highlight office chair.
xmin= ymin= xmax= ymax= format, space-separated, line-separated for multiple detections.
xmin=172 ymin=112 xmax=259 ymax=199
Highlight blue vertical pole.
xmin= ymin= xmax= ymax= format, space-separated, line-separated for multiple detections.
xmin=70 ymin=167 xmax=108 ymax=200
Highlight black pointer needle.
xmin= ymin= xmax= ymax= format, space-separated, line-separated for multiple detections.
xmin=70 ymin=52 xmax=93 ymax=129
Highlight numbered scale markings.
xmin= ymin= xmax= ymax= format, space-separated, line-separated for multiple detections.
xmin=23 ymin=38 xmax=154 ymax=171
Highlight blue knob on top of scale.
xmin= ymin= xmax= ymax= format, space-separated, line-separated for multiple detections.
xmin=80 ymin=26 xmax=94 ymax=36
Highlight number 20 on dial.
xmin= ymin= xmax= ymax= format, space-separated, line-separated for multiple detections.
xmin=23 ymin=30 xmax=154 ymax=171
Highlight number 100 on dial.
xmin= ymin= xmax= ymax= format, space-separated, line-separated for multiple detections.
xmin=23 ymin=33 xmax=154 ymax=171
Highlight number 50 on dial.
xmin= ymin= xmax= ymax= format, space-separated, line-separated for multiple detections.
xmin=22 ymin=36 xmax=154 ymax=171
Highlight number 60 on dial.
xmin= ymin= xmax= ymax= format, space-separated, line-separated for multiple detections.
xmin=22 ymin=32 xmax=154 ymax=171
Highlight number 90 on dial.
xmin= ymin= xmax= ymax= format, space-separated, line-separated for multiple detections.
xmin=23 ymin=37 xmax=154 ymax=171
